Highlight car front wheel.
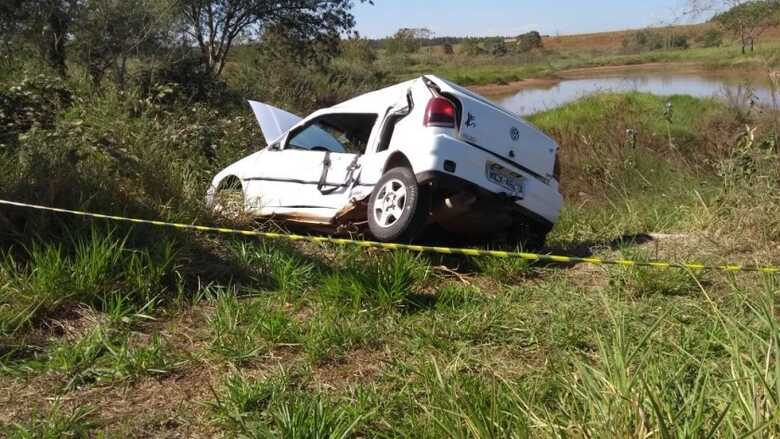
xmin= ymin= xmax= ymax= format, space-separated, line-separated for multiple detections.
xmin=368 ymin=167 xmax=428 ymax=243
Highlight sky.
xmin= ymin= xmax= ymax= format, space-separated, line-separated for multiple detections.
xmin=352 ymin=0 xmax=704 ymax=39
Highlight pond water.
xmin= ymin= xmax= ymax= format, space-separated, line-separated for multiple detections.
xmin=496 ymin=70 xmax=775 ymax=116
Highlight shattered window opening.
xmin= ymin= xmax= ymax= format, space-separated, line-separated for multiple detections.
xmin=287 ymin=113 xmax=377 ymax=155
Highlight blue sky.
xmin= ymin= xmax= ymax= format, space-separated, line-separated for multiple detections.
xmin=352 ymin=0 xmax=703 ymax=38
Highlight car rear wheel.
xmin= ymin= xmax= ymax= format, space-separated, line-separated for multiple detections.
xmin=368 ymin=167 xmax=428 ymax=243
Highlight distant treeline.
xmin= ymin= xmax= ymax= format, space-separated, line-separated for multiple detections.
xmin=364 ymin=28 xmax=546 ymax=55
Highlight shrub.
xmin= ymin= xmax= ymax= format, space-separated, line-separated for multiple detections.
xmin=671 ymin=34 xmax=690 ymax=49
xmin=699 ymin=29 xmax=724 ymax=48
xmin=516 ymin=31 xmax=543 ymax=52
xmin=623 ymin=29 xmax=665 ymax=52
xmin=0 ymin=74 xmax=72 ymax=149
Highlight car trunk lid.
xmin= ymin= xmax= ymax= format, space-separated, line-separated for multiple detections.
xmin=427 ymin=76 xmax=558 ymax=181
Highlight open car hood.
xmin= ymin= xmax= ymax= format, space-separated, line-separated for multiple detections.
xmin=249 ymin=100 xmax=302 ymax=145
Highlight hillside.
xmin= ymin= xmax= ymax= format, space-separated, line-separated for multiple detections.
xmin=543 ymin=21 xmax=780 ymax=51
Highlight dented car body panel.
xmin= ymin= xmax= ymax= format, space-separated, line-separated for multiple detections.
xmin=207 ymin=75 xmax=564 ymax=242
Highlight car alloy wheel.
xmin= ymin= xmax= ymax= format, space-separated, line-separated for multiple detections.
xmin=367 ymin=166 xmax=429 ymax=243
xmin=373 ymin=178 xmax=408 ymax=228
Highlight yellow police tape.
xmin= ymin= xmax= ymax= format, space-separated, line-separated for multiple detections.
xmin=1 ymin=199 xmax=778 ymax=274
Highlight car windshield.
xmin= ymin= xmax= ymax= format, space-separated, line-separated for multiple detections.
xmin=287 ymin=113 xmax=377 ymax=154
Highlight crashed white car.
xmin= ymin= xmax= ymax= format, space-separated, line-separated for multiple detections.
xmin=207 ymin=75 xmax=563 ymax=246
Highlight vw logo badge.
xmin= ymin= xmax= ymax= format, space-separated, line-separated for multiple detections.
xmin=510 ymin=127 xmax=520 ymax=142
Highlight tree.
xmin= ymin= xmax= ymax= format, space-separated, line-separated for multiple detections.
xmin=341 ymin=36 xmax=376 ymax=64
xmin=699 ymin=28 xmax=724 ymax=47
xmin=689 ymin=0 xmax=780 ymax=54
xmin=459 ymin=38 xmax=483 ymax=56
xmin=484 ymin=38 xmax=507 ymax=56
xmin=623 ymin=29 xmax=665 ymax=52
xmin=0 ymin=0 xmax=81 ymax=76
xmin=384 ymin=28 xmax=432 ymax=55
xmin=516 ymin=31 xmax=543 ymax=52
xmin=178 ymin=0 xmax=369 ymax=77
xmin=74 ymin=0 xmax=170 ymax=88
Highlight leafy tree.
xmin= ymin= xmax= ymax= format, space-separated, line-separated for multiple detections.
xmin=341 ymin=36 xmax=376 ymax=64
xmin=0 ymin=0 xmax=81 ymax=76
xmin=484 ymin=38 xmax=508 ymax=56
xmin=713 ymin=0 xmax=780 ymax=53
xmin=384 ymin=28 xmax=421 ymax=55
xmin=255 ymin=22 xmax=340 ymax=69
xmin=459 ymin=38 xmax=483 ymax=56
xmin=73 ymin=0 xmax=170 ymax=88
xmin=623 ymin=29 xmax=665 ymax=51
xmin=698 ymin=28 xmax=724 ymax=47
xmin=671 ymin=34 xmax=690 ymax=49
xmin=177 ymin=0 xmax=370 ymax=77
xmin=689 ymin=0 xmax=780 ymax=53
xmin=516 ymin=31 xmax=543 ymax=52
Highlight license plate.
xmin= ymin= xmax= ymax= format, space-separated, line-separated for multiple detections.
xmin=486 ymin=162 xmax=524 ymax=195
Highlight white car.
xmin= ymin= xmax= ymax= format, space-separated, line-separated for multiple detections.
xmin=207 ymin=75 xmax=563 ymax=246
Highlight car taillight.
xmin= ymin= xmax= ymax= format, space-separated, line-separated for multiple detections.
xmin=424 ymin=97 xmax=456 ymax=128
xmin=553 ymin=152 xmax=561 ymax=181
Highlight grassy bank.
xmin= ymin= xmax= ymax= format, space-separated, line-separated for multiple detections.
xmin=384 ymin=41 xmax=780 ymax=87
xmin=1 ymin=73 xmax=779 ymax=436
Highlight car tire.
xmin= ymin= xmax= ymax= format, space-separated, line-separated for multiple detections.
xmin=368 ymin=167 xmax=429 ymax=243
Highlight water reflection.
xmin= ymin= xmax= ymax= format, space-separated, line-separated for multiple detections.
xmin=498 ymin=72 xmax=773 ymax=116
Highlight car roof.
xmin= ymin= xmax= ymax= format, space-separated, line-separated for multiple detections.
xmin=323 ymin=79 xmax=418 ymax=114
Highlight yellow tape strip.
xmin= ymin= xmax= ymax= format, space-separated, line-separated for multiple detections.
xmin=1 ymin=199 xmax=778 ymax=274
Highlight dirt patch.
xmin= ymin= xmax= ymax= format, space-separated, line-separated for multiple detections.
xmin=559 ymin=62 xmax=708 ymax=78
xmin=542 ymin=23 xmax=715 ymax=51
xmin=313 ymin=348 xmax=388 ymax=389
xmin=468 ymin=77 xmax=562 ymax=97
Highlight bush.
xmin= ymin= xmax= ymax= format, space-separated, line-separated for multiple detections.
xmin=516 ymin=31 xmax=544 ymax=52
xmin=340 ymin=38 xmax=377 ymax=65
xmin=623 ymin=29 xmax=665 ymax=52
xmin=459 ymin=39 xmax=484 ymax=56
xmin=134 ymin=56 xmax=231 ymax=105
xmin=699 ymin=29 xmax=723 ymax=48
xmin=485 ymin=38 xmax=508 ymax=56
xmin=0 ymin=74 xmax=73 ymax=150
xmin=671 ymin=34 xmax=690 ymax=49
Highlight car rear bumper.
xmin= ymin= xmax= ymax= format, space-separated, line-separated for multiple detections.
xmin=409 ymin=135 xmax=563 ymax=225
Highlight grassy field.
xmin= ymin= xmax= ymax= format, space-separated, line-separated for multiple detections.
xmin=379 ymin=20 xmax=780 ymax=88
xmin=1 ymin=13 xmax=780 ymax=435
xmin=1 ymin=81 xmax=779 ymax=437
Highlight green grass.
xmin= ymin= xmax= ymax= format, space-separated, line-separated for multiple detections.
xmin=4 ymin=403 xmax=94 ymax=438
xmin=319 ymin=250 xmax=429 ymax=311
xmin=0 ymin=227 xmax=181 ymax=337
xmin=11 ymin=326 xmax=181 ymax=390
xmin=208 ymin=290 xmax=292 ymax=364
xmin=208 ymin=372 xmax=367 ymax=438
xmin=1 ymin=68 xmax=778 ymax=436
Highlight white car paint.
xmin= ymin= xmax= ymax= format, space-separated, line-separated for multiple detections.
xmin=248 ymin=101 xmax=302 ymax=145
xmin=207 ymin=75 xmax=564 ymax=238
